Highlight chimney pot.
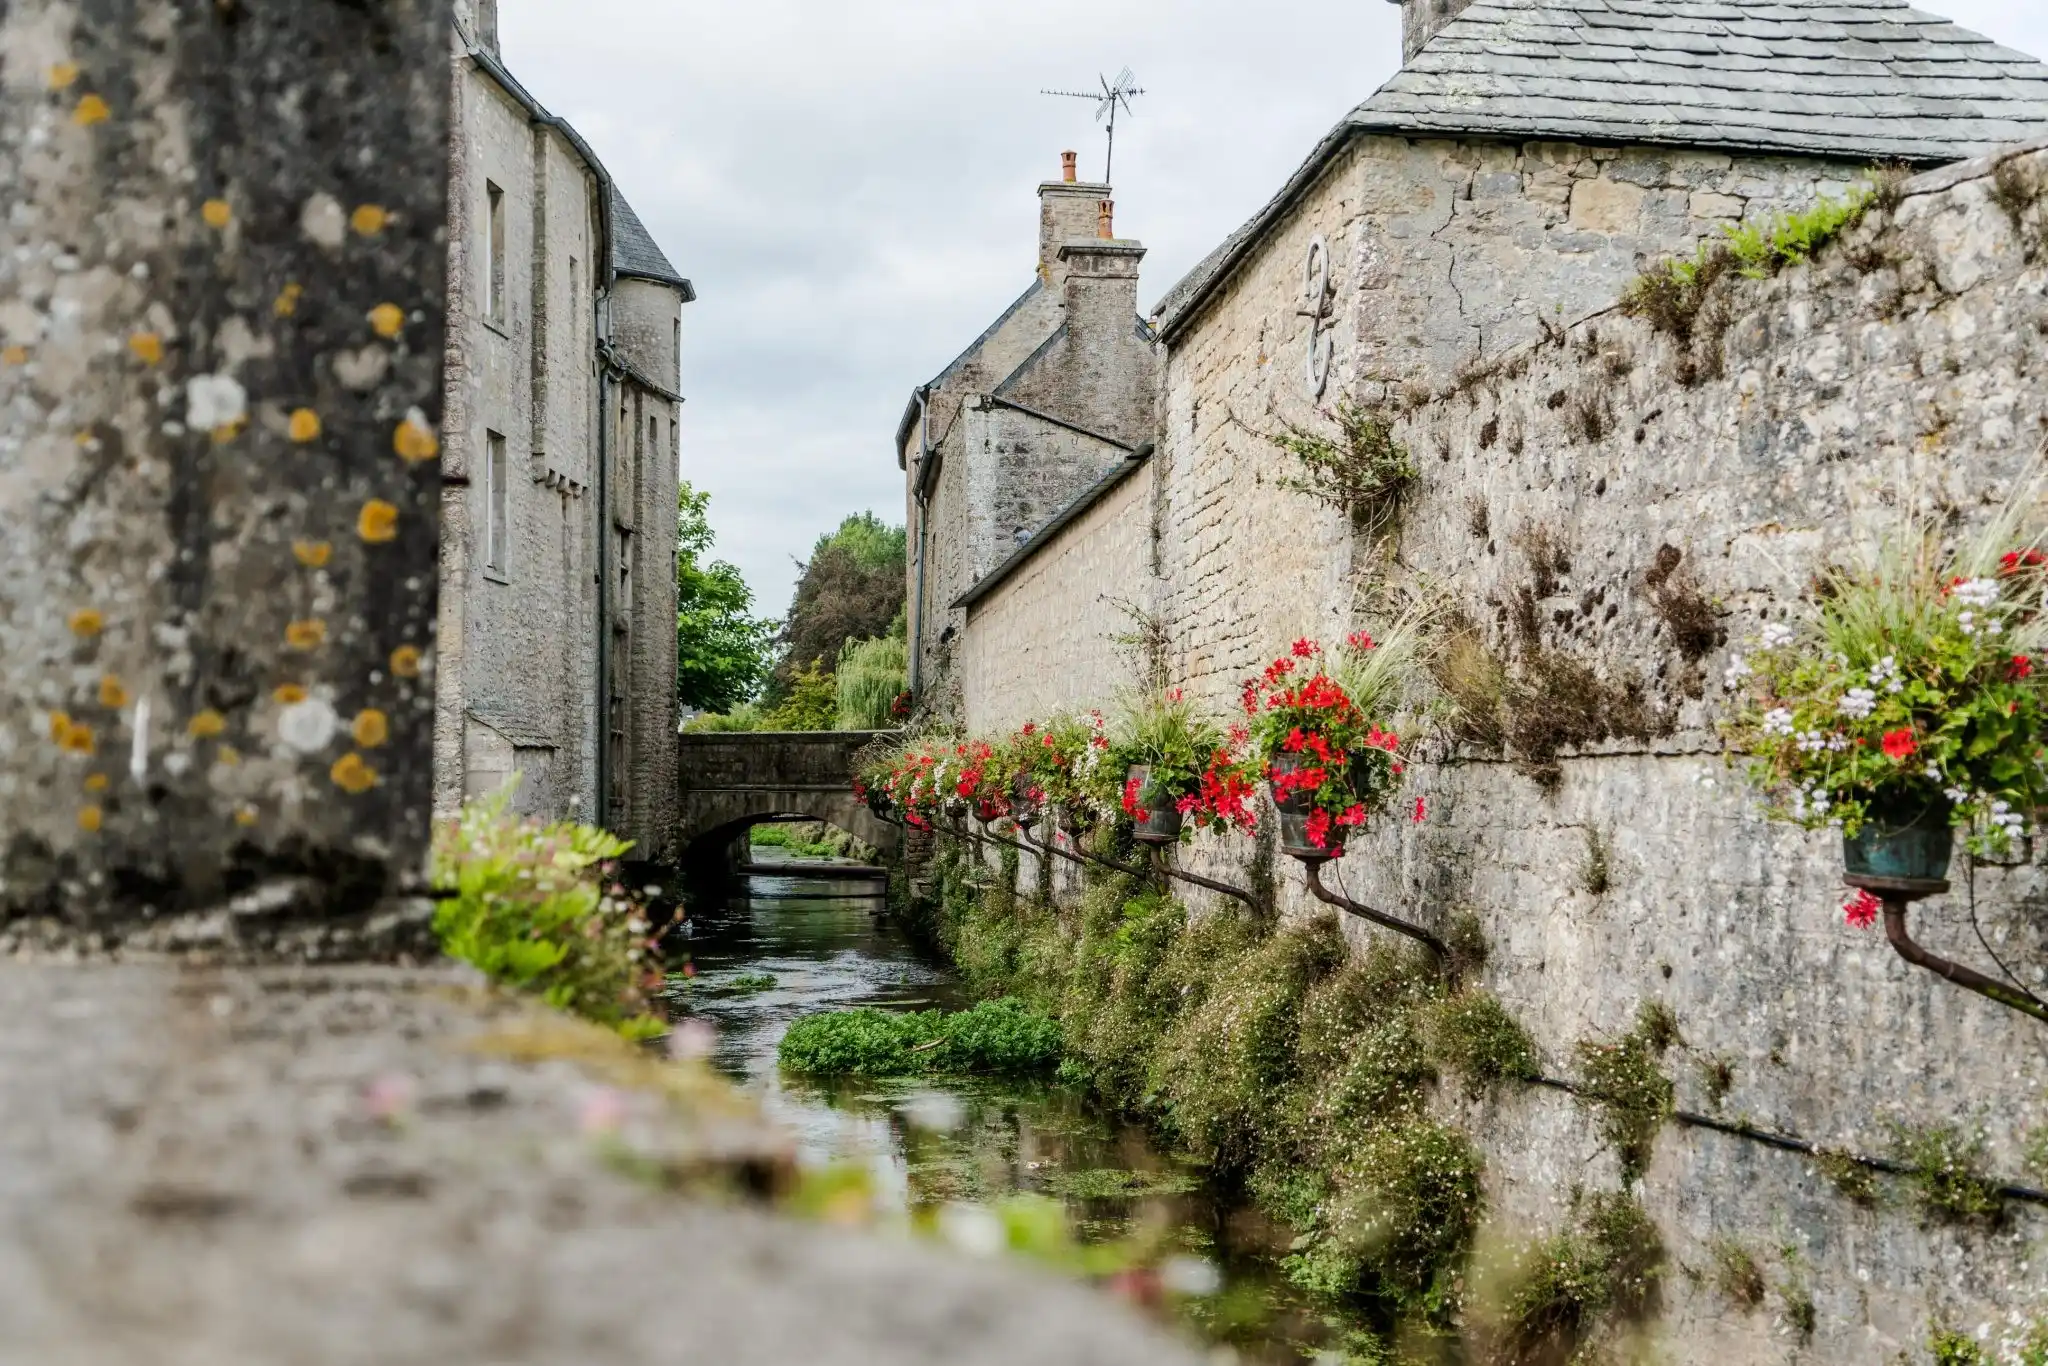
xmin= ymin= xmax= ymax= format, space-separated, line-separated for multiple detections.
xmin=1097 ymin=200 xmax=1114 ymax=240
xmin=1061 ymin=151 xmax=1078 ymax=183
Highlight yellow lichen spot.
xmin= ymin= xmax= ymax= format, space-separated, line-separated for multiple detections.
xmin=350 ymin=204 xmax=388 ymax=237
xmin=357 ymin=499 xmax=399 ymax=543
xmin=2 ymin=345 xmax=27 ymax=366
xmin=128 ymin=332 xmax=163 ymax=366
xmin=47 ymin=712 xmax=73 ymax=743
xmin=368 ymin=303 xmax=405 ymax=338
xmin=288 ymin=408 xmax=322 ymax=443
xmin=273 ymin=684 xmax=309 ymax=706
xmin=187 ymin=709 xmax=226 ymax=740
xmin=351 ymin=709 xmax=390 ymax=749
xmin=216 ymin=745 xmax=241 ymax=767
xmin=234 ymin=804 xmax=260 ymax=828
xmin=97 ymin=674 xmax=128 ymax=709
xmin=202 ymin=198 xmax=232 ymax=229
xmin=274 ymin=282 xmax=303 ymax=318
xmin=68 ymin=608 xmax=104 ymax=637
xmin=389 ymin=645 xmax=423 ymax=679
xmin=78 ymin=805 xmax=103 ymax=833
xmin=392 ymin=415 xmax=439 ymax=464
xmin=292 ymin=540 xmax=332 ymax=568
xmin=73 ymin=94 xmax=110 ymax=127
xmin=330 ymin=752 xmax=378 ymax=795
xmin=285 ymin=619 xmax=327 ymax=651
xmin=48 ymin=63 xmax=80 ymax=91
xmin=210 ymin=415 xmax=247 ymax=445
xmin=59 ymin=721 xmax=96 ymax=756
xmin=84 ymin=773 xmax=109 ymax=794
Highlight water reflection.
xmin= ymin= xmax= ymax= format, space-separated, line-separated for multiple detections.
xmin=669 ymin=852 xmax=1373 ymax=1364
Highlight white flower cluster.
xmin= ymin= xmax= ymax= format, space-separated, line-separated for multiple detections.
xmin=1790 ymin=779 xmax=1833 ymax=821
xmin=1867 ymin=655 xmax=1905 ymax=695
xmin=1722 ymin=653 xmax=1751 ymax=690
xmin=1957 ymin=608 xmax=2005 ymax=637
xmin=1796 ymin=728 xmax=1849 ymax=754
xmin=1986 ymin=797 xmax=2030 ymax=841
xmin=1837 ymin=687 xmax=1878 ymax=719
xmin=1760 ymin=623 xmax=1797 ymax=650
xmin=1953 ymin=578 xmax=2001 ymax=609
xmin=1762 ymin=707 xmax=1795 ymax=736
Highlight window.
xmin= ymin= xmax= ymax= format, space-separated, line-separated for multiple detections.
xmin=485 ymin=431 xmax=509 ymax=577
xmin=673 ymin=317 xmax=681 ymax=386
xmin=568 ymin=256 xmax=580 ymax=334
xmin=484 ymin=181 xmax=506 ymax=325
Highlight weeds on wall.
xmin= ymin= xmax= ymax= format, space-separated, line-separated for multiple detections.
xmin=1642 ymin=544 xmax=1721 ymax=662
xmin=1269 ymin=398 xmax=1418 ymax=533
xmin=1991 ymin=156 xmax=2048 ymax=262
xmin=1888 ymin=1121 xmax=2004 ymax=1225
xmin=1473 ymin=1192 xmax=1665 ymax=1366
xmin=1811 ymin=1146 xmax=1883 ymax=1206
xmin=1573 ymin=1002 xmax=1679 ymax=1182
xmin=1707 ymin=1239 xmax=1766 ymax=1310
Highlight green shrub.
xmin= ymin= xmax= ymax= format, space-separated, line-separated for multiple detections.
xmin=1931 ymin=1322 xmax=1990 ymax=1365
xmin=1485 ymin=1193 xmax=1664 ymax=1365
xmin=1423 ymin=990 xmax=1541 ymax=1094
xmin=835 ymin=633 xmax=908 ymax=730
xmin=1316 ymin=1117 xmax=1485 ymax=1308
xmin=683 ymin=701 xmax=765 ymax=733
xmin=1889 ymin=1122 xmax=2003 ymax=1224
xmin=777 ymin=998 xmax=1062 ymax=1077
xmin=429 ymin=792 xmax=664 ymax=1039
xmin=1574 ymin=1003 xmax=1678 ymax=1181
xmin=764 ymin=657 xmax=838 ymax=730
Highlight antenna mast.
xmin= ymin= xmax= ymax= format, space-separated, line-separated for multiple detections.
xmin=1040 ymin=67 xmax=1144 ymax=184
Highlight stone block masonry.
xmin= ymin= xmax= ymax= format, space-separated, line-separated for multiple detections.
xmin=0 ymin=0 xmax=450 ymax=936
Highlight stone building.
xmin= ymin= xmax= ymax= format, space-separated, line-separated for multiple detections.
xmin=915 ymin=0 xmax=2048 ymax=1351
xmin=437 ymin=0 xmax=692 ymax=861
xmin=897 ymin=153 xmax=1161 ymax=722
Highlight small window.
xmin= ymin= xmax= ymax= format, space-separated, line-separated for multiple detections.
xmin=673 ymin=317 xmax=681 ymax=385
xmin=568 ymin=256 xmax=580 ymax=324
xmin=485 ymin=431 xmax=509 ymax=576
xmin=485 ymin=181 xmax=506 ymax=325
xmin=648 ymin=414 xmax=657 ymax=462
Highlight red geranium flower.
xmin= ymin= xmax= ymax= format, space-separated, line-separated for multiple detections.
xmin=1843 ymin=889 xmax=1881 ymax=929
xmin=1413 ymin=796 xmax=1427 ymax=823
xmin=1347 ymin=631 xmax=1375 ymax=651
xmin=2011 ymin=654 xmax=2035 ymax=680
xmin=1291 ymin=638 xmax=1319 ymax=658
xmin=1880 ymin=728 xmax=1917 ymax=761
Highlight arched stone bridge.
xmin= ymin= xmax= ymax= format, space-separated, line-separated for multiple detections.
xmin=676 ymin=730 xmax=900 ymax=872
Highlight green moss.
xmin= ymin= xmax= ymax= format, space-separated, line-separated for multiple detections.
xmin=1423 ymin=991 xmax=1541 ymax=1094
xmin=1889 ymin=1122 xmax=2003 ymax=1224
xmin=1573 ymin=1003 xmax=1679 ymax=1181
xmin=1042 ymin=1168 xmax=1201 ymax=1200
xmin=1812 ymin=1147 xmax=1882 ymax=1206
xmin=777 ymin=998 xmax=1062 ymax=1077
xmin=2026 ymin=1125 xmax=2048 ymax=1183
xmin=1708 ymin=1239 xmax=1765 ymax=1310
xmin=727 ymin=972 xmax=777 ymax=993
xmin=1485 ymin=1193 xmax=1664 ymax=1365
xmin=1930 ymin=1322 xmax=1990 ymax=1365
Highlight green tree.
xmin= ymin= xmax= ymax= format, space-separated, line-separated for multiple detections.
xmin=764 ymin=657 xmax=838 ymax=731
xmin=771 ymin=512 xmax=905 ymax=700
xmin=676 ymin=483 xmax=775 ymax=715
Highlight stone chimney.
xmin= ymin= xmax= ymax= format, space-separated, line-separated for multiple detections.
xmin=1054 ymin=230 xmax=1148 ymax=441
xmin=1387 ymin=0 xmax=1474 ymax=62
xmin=1039 ymin=152 xmax=1109 ymax=284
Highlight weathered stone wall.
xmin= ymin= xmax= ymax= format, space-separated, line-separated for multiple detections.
xmin=956 ymin=137 xmax=2048 ymax=1351
xmin=961 ymin=462 xmax=1155 ymax=735
xmin=963 ymin=401 xmax=1132 ymax=585
xmin=0 ymin=0 xmax=449 ymax=933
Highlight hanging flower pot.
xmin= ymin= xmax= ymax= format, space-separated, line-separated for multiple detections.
xmin=866 ymin=790 xmax=895 ymax=820
xmin=1058 ymin=802 xmax=1095 ymax=837
xmin=942 ymin=796 xmax=969 ymax=824
xmin=1844 ymin=795 xmax=1954 ymax=886
xmin=1124 ymin=764 xmax=1184 ymax=846
xmin=1009 ymin=774 xmax=1043 ymax=829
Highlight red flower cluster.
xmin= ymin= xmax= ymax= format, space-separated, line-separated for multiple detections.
xmin=2000 ymin=548 xmax=2047 ymax=574
xmin=1121 ymin=775 xmax=1146 ymax=821
xmin=1842 ymin=889 xmax=1882 ymax=929
xmin=1880 ymin=728 xmax=1918 ymax=761
xmin=1291 ymin=638 xmax=1320 ymax=659
xmin=2011 ymin=654 xmax=2036 ymax=681
xmin=1194 ymin=750 xmax=1259 ymax=833
xmin=1347 ymin=631 xmax=1375 ymax=651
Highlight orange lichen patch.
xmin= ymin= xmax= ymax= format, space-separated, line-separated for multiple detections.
xmin=273 ymin=683 xmax=309 ymax=706
xmin=330 ymin=752 xmax=378 ymax=794
xmin=47 ymin=712 xmax=72 ymax=742
xmin=292 ymin=540 xmax=332 ymax=568
xmin=73 ymin=94 xmax=110 ymax=126
xmin=288 ymin=408 xmax=322 ymax=443
xmin=216 ymin=745 xmax=242 ymax=767
xmin=392 ymin=415 xmax=439 ymax=463
xmin=128 ymin=332 xmax=163 ymax=366
xmin=350 ymin=205 xmax=388 ymax=236
xmin=234 ymin=804 xmax=260 ymax=828
xmin=202 ymin=198 xmax=232 ymax=229
xmin=389 ymin=644 xmax=423 ymax=679
xmin=2 ymin=345 xmax=27 ymax=366
xmin=285 ymin=619 xmax=328 ymax=651
xmin=68 ymin=607 xmax=104 ymax=637
xmin=48 ymin=63 xmax=80 ymax=90
xmin=357 ymin=499 xmax=399 ymax=543
xmin=97 ymin=674 xmax=128 ymax=709
xmin=368 ymin=303 xmax=405 ymax=338
xmin=58 ymin=720 xmax=96 ymax=755
xmin=78 ymin=805 xmax=104 ymax=834
xmin=351 ymin=709 xmax=390 ymax=749
xmin=274 ymin=282 xmax=303 ymax=318
xmin=187 ymin=709 xmax=227 ymax=739
xmin=84 ymin=773 xmax=109 ymax=794
xmin=210 ymin=416 xmax=247 ymax=445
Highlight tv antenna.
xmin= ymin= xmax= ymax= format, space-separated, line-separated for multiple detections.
xmin=1041 ymin=67 xmax=1144 ymax=184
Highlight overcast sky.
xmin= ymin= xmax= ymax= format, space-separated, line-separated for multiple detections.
xmin=497 ymin=0 xmax=2048 ymax=619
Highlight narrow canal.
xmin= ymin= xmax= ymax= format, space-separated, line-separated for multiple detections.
xmin=667 ymin=844 xmax=1384 ymax=1365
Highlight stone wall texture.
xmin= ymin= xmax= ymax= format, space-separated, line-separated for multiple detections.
xmin=0 ymin=0 xmax=450 ymax=931
xmin=957 ymin=138 xmax=2048 ymax=1353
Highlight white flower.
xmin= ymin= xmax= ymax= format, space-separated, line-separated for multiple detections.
xmin=1924 ymin=763 xmax=1942 ymax=780
xmin=1763 ymin=708 xmax=1795 ymax=736
xmin=1838 ymin=688 xmax=1878 ymax=719
xmin=1954 ymin=578 xmax=2001 ymax=609
xmin=1760 ymin=623 xmax=1796 ymax=649
xmin=1986 ymin=619 xmax=2004 ymax=636
xmin=1723 ymin=654 xmax=1752 ymax=689
xmin=1945 ymin=787 xmax=1970 ymax=804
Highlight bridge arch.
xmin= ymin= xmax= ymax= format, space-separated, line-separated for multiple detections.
xmin=676 ymin=731 xmax=899 ymax=875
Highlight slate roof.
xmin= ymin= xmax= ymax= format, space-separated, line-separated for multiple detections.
xmin=610 ymin=187 xmax=694 ymax=296
xmin=1153 ymin=0 xmax=2048 ymax=337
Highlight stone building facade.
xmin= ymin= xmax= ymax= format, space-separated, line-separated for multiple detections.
xmin=438 ymin=0 xmax=691 ymax=861
xmin=919 ymin=0 xmax=2048 ymax=1352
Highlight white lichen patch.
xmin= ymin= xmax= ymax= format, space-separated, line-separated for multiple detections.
xmin=276 ymin=697 xmax=339 ymax=755
xmin=184 ymin=373 xmax=247 ymax=432
xmin=299 ymin=192 xmax=346 ymax=250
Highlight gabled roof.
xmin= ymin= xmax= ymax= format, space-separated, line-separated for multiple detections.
xmin=1154 ymin=0 xmax=2048 ymax=338
xmin=610 ymin=188 xmax=695 ymax=299
xmin=954 ymin=445 xmax=1154 ymax=611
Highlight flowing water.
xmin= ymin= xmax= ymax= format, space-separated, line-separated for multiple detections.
xmin=666 ymin=850 xmax=1381 ymax=1364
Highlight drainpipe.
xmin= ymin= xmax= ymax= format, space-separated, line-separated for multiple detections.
xmin=907 ymin=384 xmax=932 ymax=701
xmin=595 ymin=298 xmax=614 ymax=833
